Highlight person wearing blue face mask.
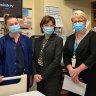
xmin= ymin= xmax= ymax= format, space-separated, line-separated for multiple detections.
xmin=0 ymin=14 xmax=33 ymax=91
xmin=63 ymin=10 xmax=96 ymax=96
xmin=42 ymin=26 xmax=54 ymax=35
xmin=73 ymin=22 xmax=85 ymax=32
xmin=32 ymin=15 xmax=63 ymax=96
xmin=8 ymin=24 xmax=21 ymax=33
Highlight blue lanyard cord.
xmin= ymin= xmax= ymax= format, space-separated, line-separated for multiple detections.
xmin=74 ymin=40 xmax=78 ymax=55
xmin=73 ymin=31 xmax=89 ymax=55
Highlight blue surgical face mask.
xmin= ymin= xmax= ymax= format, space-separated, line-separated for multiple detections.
xmin=43 ymin=27 xmax=54 ymax=35
xmin=73 ymin=22 xmax=85 ymax=32
xmin=8 ymin=24 xmax=20 ymax=33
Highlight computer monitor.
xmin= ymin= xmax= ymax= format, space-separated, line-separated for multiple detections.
xmin=0 ymin=0 xmax=22 ymax=21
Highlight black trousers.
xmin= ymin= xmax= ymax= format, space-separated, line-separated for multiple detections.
xmin=37 ymin=76 xmax=62 ymax=96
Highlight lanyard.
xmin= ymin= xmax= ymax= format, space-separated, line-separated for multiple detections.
xmin=73 ymin=31 xmax=89 ymax=55
xmin=73 ymin=39 xmax=78 ymax=55
xmin=72 ymin=39 xmax=77 ymax=68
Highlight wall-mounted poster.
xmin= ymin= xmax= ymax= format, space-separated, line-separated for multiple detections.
xmin=45 ymin=6 xmax=63 ymax=27
xmin=19 ymin=8 xmax=32 ymax=29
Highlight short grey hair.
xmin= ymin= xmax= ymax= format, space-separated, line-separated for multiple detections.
xmin=71 ymin=10 xmax=87 ymax=22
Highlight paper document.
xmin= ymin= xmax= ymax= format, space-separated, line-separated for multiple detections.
xmin=9 ymin=91 xmax=45 ymax=96
xmin=62 ymin=75 xmax=87 ymax=96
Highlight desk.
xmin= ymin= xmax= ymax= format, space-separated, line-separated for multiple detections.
xmin=9 ymin=91 xmax=45 ymax=96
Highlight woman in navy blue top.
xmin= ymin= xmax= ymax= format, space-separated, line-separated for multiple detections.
xmin=0 ymin=14 xmax=32 ymax=91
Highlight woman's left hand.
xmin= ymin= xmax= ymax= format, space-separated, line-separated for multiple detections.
xmin=69 ymin=68 xmax=81 ymax=83
xmin=69 ymin=68 xmax=81 ymax=78
xmin=71 ymin=75 xmax=79 ymax=83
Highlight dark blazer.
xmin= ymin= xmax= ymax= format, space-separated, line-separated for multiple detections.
xmin=32 ymin=33 xmax=63 ymax=80
xmin=63 ymin=31 xmax=96 ymax=82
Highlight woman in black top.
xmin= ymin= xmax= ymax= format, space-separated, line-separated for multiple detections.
xmin=32 ymin=16 xmax=63 ymax=96
xmin=63 ymin=10 xmax=96 ymax=96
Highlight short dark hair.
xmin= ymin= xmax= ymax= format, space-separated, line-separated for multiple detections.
xmin=40 ymin=15 xmax=56 ymax=33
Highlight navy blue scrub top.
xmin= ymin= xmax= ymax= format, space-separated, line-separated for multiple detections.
xmin=16 ymin=41 xmax=25 ymax=75
xmin=0 ymin=34 xmax=32 ymax=87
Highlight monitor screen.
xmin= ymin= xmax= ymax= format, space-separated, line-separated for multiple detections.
xmin=0 ymin=0 xmax=22 ymax=19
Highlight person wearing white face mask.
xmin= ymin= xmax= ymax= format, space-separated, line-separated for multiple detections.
xmin=63 ymin=10 xmax=96 ymax=96
xmin=32 ymin=15 xmax=63 ymax=96
xmin=0 ymin=14 xmax=33 ymax=91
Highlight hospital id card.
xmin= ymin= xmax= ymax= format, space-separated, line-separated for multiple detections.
xmin=71 ymin=55 xmax=76 ymax=67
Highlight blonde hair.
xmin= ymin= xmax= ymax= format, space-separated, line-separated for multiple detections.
xmin=71 ymin=10 xmax=87 ymax=22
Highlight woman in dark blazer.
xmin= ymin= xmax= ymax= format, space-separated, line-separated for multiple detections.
xmin=63 ymin=10 xmax=96 ymax=96
xmin=32 ymin=16 xmax=63 ymax=96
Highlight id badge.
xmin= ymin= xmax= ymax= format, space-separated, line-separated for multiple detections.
xmin=71 ymin=55 xmax=76 ymax=67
